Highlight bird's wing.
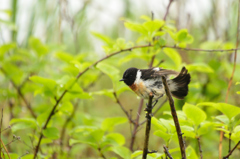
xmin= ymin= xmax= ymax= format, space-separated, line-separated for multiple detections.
xmin=141 ymin=68 xmax=178 ymax=80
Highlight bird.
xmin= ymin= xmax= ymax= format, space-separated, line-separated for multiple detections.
xmin=120 ymin=67 xmax=190 ymax=100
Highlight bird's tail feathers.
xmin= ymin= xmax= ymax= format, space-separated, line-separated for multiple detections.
xmin=170 ymin=67 xmax=190 ymax=99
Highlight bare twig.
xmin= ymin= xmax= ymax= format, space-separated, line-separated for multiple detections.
xmin=229 ymin=133 xmax=232 ymax=153
xmin=163 ymin=0 xmax=174 ymax=21
xmin=163 ymin=45 xmax=240 ymax=52
xmin=0 ymin=139 xmax=11 ymax=159
xmin=197 ymin=137 xmax=203 ymax=159
xmin=163 ymin=145 xmax=173 ymax=159
xmin=142 ymin=94 xmax=154 ymax=159
xmin=0 ymin=68 xmax=36 ymax=118
xmin=130 ymin=99 xmax=144 ymax=151
xmin=223 ymin=141 xmax=240 ymax=159
xmin=220 ymin=1 xmax=240 ymax=158
xmin=162 ymin=76 xmax=186 ymax=159
xmin=113 ymin=92 xmax=135 ymax=124
xmin=60 ymin=101 xmax=79 ymax=154
xmin=98 ymin=147 xmax=106 ymax=159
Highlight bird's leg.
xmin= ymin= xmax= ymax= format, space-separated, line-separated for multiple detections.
xmin=151 ymin=94 xmax=164 ymax=108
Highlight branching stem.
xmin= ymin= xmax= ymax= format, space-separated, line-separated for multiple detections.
xmin=142 ymin=95 xmax=154 ymax=159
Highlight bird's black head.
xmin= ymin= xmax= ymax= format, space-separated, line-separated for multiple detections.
xmin=120 ymin=67 xmax=138 ymax=86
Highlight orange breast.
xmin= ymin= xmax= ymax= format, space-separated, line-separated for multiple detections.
xmin=129 ymin=82 xmax=146 ymax=97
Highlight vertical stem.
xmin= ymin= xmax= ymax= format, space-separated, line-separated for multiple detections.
xmin=229 ymin=133 xmax=232 ymax=153
xmin=197 ymin=137 xmax=203 ymax=159
xmin=163 ymin=145 xmax=173 ymax=159
xmin=142 ymin=95 xmax=154 ymax=159
xmin=161 ymin=76 xmax=186 ymax=159
xmin=11 ymin=0 xmax=17 ymax=41
xmin=130 ymin=99 xmax=143 ymax=151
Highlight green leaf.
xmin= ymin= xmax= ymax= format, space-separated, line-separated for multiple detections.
xmin=183 ymin=103 xmax=206 ymax=126
xmin=29 ymin=37 xmax=48 ymax=56
xmin=131 ymin=150 xmax=143 ymax=158
xmin=110 ymin=146 xmax=131 ymax=159
xmin=200 ymin=102 xmax=240 ymax=120
xmin=97 ymin=63 xmax=119 ymax=79
xmin=181 ymin=126 xmax=196 ymax=138
xmin=186 ymin=145 xmax=198 ymax=159
xmin=69 ymin=138 xmax=98 ymax=149
xmin=91 ymin=32 xmax=113 ymax=46
xmin=101 ymin=117 xmax=127 ymax=131
xmin=151 ymin=117 xmax=167 ymax=131
xmin=91 ymin=89 xmax=114 ymax=99
xmin=96 ymin=63 xmax=120 ymax=89
xmin=55 ymin=51 xmax=74 ymax=63
xmin=29 ymin=76 xmax=56 ymax=90
xmin=143 ymin=20 xmax=165 ymax=33
xmin=59 ymin=101 xmax=73 ymax=115
xmin=186 ymin=63 xmax=214 ymax=73
xmin=102 ymin=133 xmax=125 ymax=146
xmin=90 ymin=129 xmax=104 ymax=143
xmin=154 ymin=130 xmax=173 ymax=143
xmin=177 ymin=29 xmax=188 ymax=42
xmin=124 ymin=22 xmax=146 ymax=34
xmin=0 ymin=42 xmax=16 ymax=60
xmin=37 ymin=111 xmax=50 ymax=127
xmin=214 ymin=115 xmax=229 ymax=125
xmin=43 ymin=127 xmax=60 ymax=139
xmin=157 ymin=38 xmax=166 ymax=47
xmin=163 ymin=48 xmax=182 ymax=68
xmin=2 ymin=62 xmax=24 ymax=85
xmin=10 ymin=118 xmax=37 ymax=132
xmin=216 ymin=103 xmax=240 ymax=120
xmin=197 ymin=121 xmax=214 ymax=136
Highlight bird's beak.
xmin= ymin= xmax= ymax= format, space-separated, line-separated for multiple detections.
xmin=119 ymin=79 xmax=124 ymax=81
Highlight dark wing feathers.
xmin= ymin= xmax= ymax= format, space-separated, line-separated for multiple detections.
xmin=140 ymin=68 xmax=178 ymax=80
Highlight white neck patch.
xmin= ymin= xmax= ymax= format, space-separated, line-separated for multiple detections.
xmin=135 ymin=70 xmax=142 ymax=84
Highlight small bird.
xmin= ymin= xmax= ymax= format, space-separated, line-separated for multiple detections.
xmin=120 ymin=67 xmax=190 ymax=100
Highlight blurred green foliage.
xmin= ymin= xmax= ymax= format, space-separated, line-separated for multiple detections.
xmin=0 ymin=0 xmax=240 ymax=159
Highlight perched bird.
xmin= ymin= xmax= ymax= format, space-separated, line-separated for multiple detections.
xmin=120 ymin=67 xmax=190 ymax=100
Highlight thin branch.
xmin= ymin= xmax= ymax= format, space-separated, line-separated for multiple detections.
xmin=197 ymin=137 xmax=203 ymax=159
xmin=0 ymin=139 xmax=10 ymax=159
xmin=223 ymin=141 xmax=240 ymax=159
xmin=163 ymin=0 xmax=174 ymax=21
xmin=163 ymin=145 xmax=173 ymax=159
xmin=98 ymin=147 xmax=106 ymax=159
xmin=163 ymin=45 xmax=240 ymax=52
xmin=130 ymin=99 xmax=144 ymax=151
xmin=220 ymin=1 xmax=240 ymax=158
xmin=113 ymin=92 xmax=135 ymax=124
xmin=229 ymin=133 xmax=232 ymax=153
xmin=142 ymin=94 xmax=154 ymax=159
xmin=0 ymin=68 xmax=36 ymax=118
xmin=162 ymin=76 xmax=186 ymax=159
xmin=60 ymin=101 xmax=79 ymax=154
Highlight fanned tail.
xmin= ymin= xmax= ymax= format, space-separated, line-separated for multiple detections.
xmin=170 ymin=67 xmax=191 ymax=99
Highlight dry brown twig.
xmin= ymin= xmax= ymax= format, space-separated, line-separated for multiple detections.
xmin=163 ymin=145 xmax=173 ymax=159
xmin=162 ymin=76 xmax=186 ymax=159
